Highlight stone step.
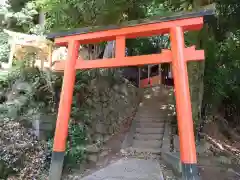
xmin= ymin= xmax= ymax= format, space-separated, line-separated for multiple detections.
xmin=130 ymin=147 xmax=162 ymax=154
xmin=137 ymin=109 xmax=165 ymax=112
xmin=139 ymin=105 xmax=166 ymax=108
xmin=137 ymin=114 xmax=169 ymax=118
xmin=137 ymin=118 xmax=166 ymax=124
xmin=132 ymin=140 xmax=162 ymax=148
xmin=136 ymin=127 xmax=165 ymax=134
xmin=139 ymin=107 xmax=169 ymax=109
xmin=140 ymin=100 xmax=165 ymax=103
xmin=136 ymin=112 xmax=168 ymax=116
xmin=136 ymin=122 xmax=165 ymax=128
xmin=134 ymin=133 xmax=163 ymax=140
xmin=138 ymin=106 xmax=168 ymax=109
xmin=137 ymin=114 xmax=167 ymax=118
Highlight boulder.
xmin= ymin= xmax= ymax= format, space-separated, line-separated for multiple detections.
xmin=85 ymin=144 xmax=100 ymax=153
xmin=93 ymin=133 xmax=104 ymax=143
xmin=173 ymin=135 xmax=180 ymax=152
xmin=196 ymin=141 xmax=211 ymax=155
xmin=217 ymin=156 xmax=232 ymax=165
xmin=88 ymin=154 xmax=98 ymax=163
xmin=95 ymin=123 xmax=106 ymax=134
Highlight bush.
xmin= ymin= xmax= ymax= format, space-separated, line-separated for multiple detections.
xmin=0 ymin=32 xmax=10 ymax=63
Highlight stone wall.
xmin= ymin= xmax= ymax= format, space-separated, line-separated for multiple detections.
xmin=82 ymin=77 xmax=141 ymax=163
xmin=30 ymin=75 xmax=141 ymax=164
xmin=0 ymin=72 xmax=142 ymax=177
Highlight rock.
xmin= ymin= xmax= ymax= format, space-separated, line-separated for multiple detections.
xmin=88 ymin=154 xmax=98 ymax=163
xmin=196 ymin=141 xmax=211 ymax=155
xmin=102 ymin=107 xmax=110 ymax=116
xmin=30 ymin=113 xmax=56 ymax=140
xmin=173 ymin=135 xmax=180 ymax=152
xmin=86 ymin=98 xmax=93 ymax=106
xmin=93 ymin=133 xmax=104 ymax=143
xmin=85 ymin=144 xmax=100 ymax=153
xmin=7 ymin=81 xmax=33 ymax=101
xmin=96 ymin=123 xmax=106 ymax=133
xmin=113 ymin=84 xmax=119 ymax=91
xmin=108 ymin=126 xmax=114 ymax=134
xmin=120 ymin=84 xmax=128 ymax=96
xmin=104 ymin=135 xmax=111 ymax=142
xmin=5 ymin=102 xmax=19 ymax=119
xmin=217 ymin=156 xmax=232 ymax=165
xmin=99 ymin=149 xmax=109 ymax=157
xmin=162 ymin=125 xmax=170 ymax=152
xmin=162 ymin=152 xmax=182 ymax=174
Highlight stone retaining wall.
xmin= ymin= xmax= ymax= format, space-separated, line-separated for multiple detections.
xmin=0 ymin=74 xmax=142 ymax=177
xmin=83 ymin=77 xmax=141 ymax=163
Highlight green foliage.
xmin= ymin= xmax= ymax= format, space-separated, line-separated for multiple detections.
xmin=216 ymin=1 xmax=240 ymax=37
xmin=7 ymin=0 xmax=31 ymax=12
xmin=0 ymin=32 xmax=10 ymax=62
xmin=127 ymin=35 xmax=169 ymax=56
xmin=35 ymin=0 xmax=151 ymax=31
xmin=0 ymin=63 xmax=59 ymax=122
xmin=203 ymin=29 xmax=240 ymax=111
xmin=46 ymin=71 xmax=98 ymax=168
xmin=47 ymin=121 xmax=87 ymax=168
xmin=65 ymin=122 xmax=86 ymax=167
xmin=0 ymin=1 xmax=38 ymax=32
xmin=0 ymin=1 xmax=40 ymax=63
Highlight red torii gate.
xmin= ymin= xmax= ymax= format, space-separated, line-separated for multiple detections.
xmin=47 ymin=8 xmax=213 ymax=180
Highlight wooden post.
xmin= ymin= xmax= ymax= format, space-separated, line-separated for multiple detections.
xmin=170 ymin=26 xmax=199 ymax=180
xmin=40 ymin=55 xmax=44 ymax=70
xmin=138 ymin=67 xmax=141 ymax=88
xmin=148 ymin=65 xmax=150 ymax=85
xmin=49 ymin=40 xmax=79 ymax=180
xmin=48 ymin=44 xmax=53 ymax=68
xmin=7 ymin=41 xmax=15 ymax=69
xmin=158 ymin=64 xmax=161 ymax=85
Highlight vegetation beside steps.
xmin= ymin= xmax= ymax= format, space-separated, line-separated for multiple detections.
xmin=162 ymin=108 xmax=240 ymax=179
xmin=0 ymin=64 xmax=141 ymax=179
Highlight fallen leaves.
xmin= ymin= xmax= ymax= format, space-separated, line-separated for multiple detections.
xmin=0 ymin=119 xmax=48 ymax=179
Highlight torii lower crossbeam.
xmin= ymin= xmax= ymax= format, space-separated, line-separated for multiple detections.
xmin=48 ymin=9 xmax=214 ymax=180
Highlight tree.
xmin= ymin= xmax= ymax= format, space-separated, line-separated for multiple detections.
xmin=7 ymin=0 xmax=31 ymax=12
xmin=35 ymin=0 xmax=150 ymax=31
xmin=202 ymin=0 xmax=240 ymax=129
xmin=0 ymin=1 xmax=39 ymax=63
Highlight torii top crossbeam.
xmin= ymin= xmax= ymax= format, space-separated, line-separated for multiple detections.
xmin=47 ymin=6 xmax=215 ymax=180
xmin=47 ymin=7 xmax=214 ymax=71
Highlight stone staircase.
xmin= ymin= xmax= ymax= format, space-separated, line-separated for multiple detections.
xmin=122 ymin=85 xmax=173 ymax=155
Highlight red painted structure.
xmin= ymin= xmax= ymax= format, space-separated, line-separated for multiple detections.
xmin=47 ymin=9 xmax=214 ymax=180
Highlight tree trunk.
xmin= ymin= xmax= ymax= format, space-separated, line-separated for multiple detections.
xmin=188 ymin=1 xmax=212 ymax=132
xmin=187 ymin=60 xmax=205 ymax=128
xmin=39 ymin=10 xmax=45 ymax=27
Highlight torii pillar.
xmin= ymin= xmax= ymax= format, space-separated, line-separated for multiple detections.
xmin=170 ymin=26 xmax=198 ymax=179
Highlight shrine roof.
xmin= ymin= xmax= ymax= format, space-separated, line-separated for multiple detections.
xmin=47 ymin=4 xmax=215 ymax=40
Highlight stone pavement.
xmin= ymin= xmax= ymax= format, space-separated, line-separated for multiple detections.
xmin=81 ymin=158 xmax=164 ymax=180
